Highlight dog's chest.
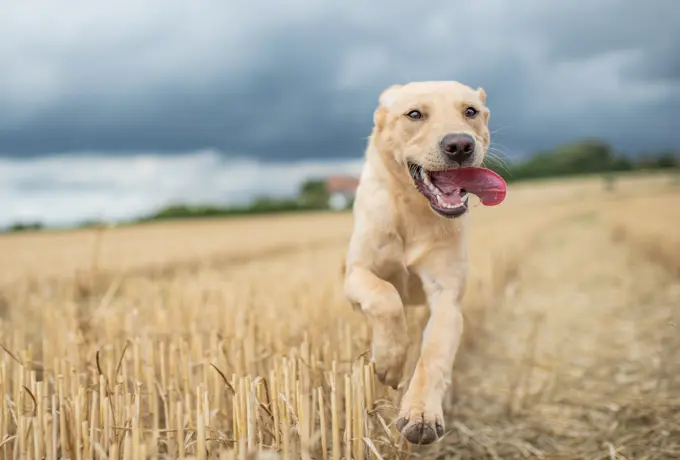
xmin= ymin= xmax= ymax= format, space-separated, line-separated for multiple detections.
xmin=399 ymin=217 xmax=465 ymax=268
xmin=403 ymin=241 xmax=431 ymax=270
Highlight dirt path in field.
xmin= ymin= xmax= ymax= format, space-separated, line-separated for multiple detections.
xmin=439 ymin=214 xmax=680 ymax=459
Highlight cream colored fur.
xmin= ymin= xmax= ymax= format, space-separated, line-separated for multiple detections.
xmin=343 ymin=80 xmax=491 ymax=445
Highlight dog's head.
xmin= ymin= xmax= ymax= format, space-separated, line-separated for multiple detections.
xmin=372 ymin=81 xmax=505 ymax=218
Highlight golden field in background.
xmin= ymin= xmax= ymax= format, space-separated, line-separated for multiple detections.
xmin=0 ymin=172 xmax=679 ymax=459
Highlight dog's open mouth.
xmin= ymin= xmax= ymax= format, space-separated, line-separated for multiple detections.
xmin=409 ymin=163 xmax=507 ymax=218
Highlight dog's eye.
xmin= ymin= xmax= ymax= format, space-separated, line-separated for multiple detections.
xmin=464 ymin=107 xmax=478 ymax=118
xmin=406 ymin=110 xmax=423 ymax=120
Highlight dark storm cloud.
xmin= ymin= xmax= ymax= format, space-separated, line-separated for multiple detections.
xmin=1 ymin=0 xmax=678 ymax=161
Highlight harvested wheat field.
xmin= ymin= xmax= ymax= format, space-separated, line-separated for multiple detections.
xmin=1 ymin=171 xmax=679 ymax=460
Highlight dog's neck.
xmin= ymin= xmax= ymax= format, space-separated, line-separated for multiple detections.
xmin=367 ymin=146 xmax=412 ymax=192
xmin=364 ymin=137 xmax=416 ymax=196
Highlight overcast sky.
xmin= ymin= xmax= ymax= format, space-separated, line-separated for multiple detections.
xmin=1 ymin=0 xmax=678 ymax=226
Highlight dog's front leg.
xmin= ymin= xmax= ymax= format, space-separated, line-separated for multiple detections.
xmin=344 ymin=265 xmax=409 ymax=389
xmin=396 ymin=269 xmax=464 ymax=445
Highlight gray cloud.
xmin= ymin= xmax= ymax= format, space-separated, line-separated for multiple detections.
xmin=1 ymin=0 xmax=679 ymax=163
xmin=0 ymin=152 xmax=364 ymax=226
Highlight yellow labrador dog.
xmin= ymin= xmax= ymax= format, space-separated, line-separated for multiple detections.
xmin=343 ymin=81 xmax=507 ymax=445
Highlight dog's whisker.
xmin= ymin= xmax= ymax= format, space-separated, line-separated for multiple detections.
xmin=486 ymin=150 xmax=512 ymax=166
xmin=488 ymin=144 xmax=512 ymax=157
xmin=487 ymin=147 xmax=514 ymax=165
xmin=488 ymin=142 xmax=510 ymax=151
xmin=489 ymin=124 xmax=515 ymax=137
xmin=483 ymin=152 xmax=513 ymax=176
xmin=484 ymin=158 xmax=512 ymax=174
xmin=488 ymin=144 xmax=514 ymax=158
xmin=486 ymin=148 xmax=509 ymax=161
xmin=486 ymin=155 xmax=511 ymax=169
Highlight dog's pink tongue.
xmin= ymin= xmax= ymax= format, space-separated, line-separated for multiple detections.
xmin=430 ymin=167 xmax=507 ymax=206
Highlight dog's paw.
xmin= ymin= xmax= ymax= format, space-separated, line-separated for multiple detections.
xmin=371 ymin=342 xmax=408 ymax=389
xmin=395 ymin=405 xmax=445 ymax=445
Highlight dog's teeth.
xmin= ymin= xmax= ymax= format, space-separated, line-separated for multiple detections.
xmin=422 ymin=170 xmax=433 ymax=183
xmin=435 ymin=194 xmax=466 ymax=209
xmin=421 ymin=170 xmax=442 ymax=197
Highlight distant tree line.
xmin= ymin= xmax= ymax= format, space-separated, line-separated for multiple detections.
xmin=134 ymin=179 xmax=336 ymax=223
xmin=2 ymin=139 xmax=678 ymax=231
xmin=484 ymin=139 xmax=678 ymax=182
xmin=4 ymin=221 xmax=44 ymax=232
xmin=139 ymin=196 xmax=321 ymax=222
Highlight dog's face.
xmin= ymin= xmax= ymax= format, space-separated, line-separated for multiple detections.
xmin=372 ymin=81 xmax=493 ymax=218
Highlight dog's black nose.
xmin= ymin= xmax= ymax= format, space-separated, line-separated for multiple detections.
xmin=441 ymin=133 xmax=475 ymax=164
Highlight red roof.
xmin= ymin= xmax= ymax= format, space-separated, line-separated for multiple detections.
xmin=326 ymin=175 xmax=359 ymax=194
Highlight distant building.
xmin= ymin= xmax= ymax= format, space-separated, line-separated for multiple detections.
xmin=325 ymin=175 xmax=360 ymax=211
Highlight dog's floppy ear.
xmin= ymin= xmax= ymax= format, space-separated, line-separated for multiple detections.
xmin=476 ymin=87 xmax=487 ymax=104
xmin=374 ymin=84 xmax=401 ymax=130
xmin=373 ymin=107 xmax=387 ymax=131
xmin=477 ymin=87 xmax=490 ymax=121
